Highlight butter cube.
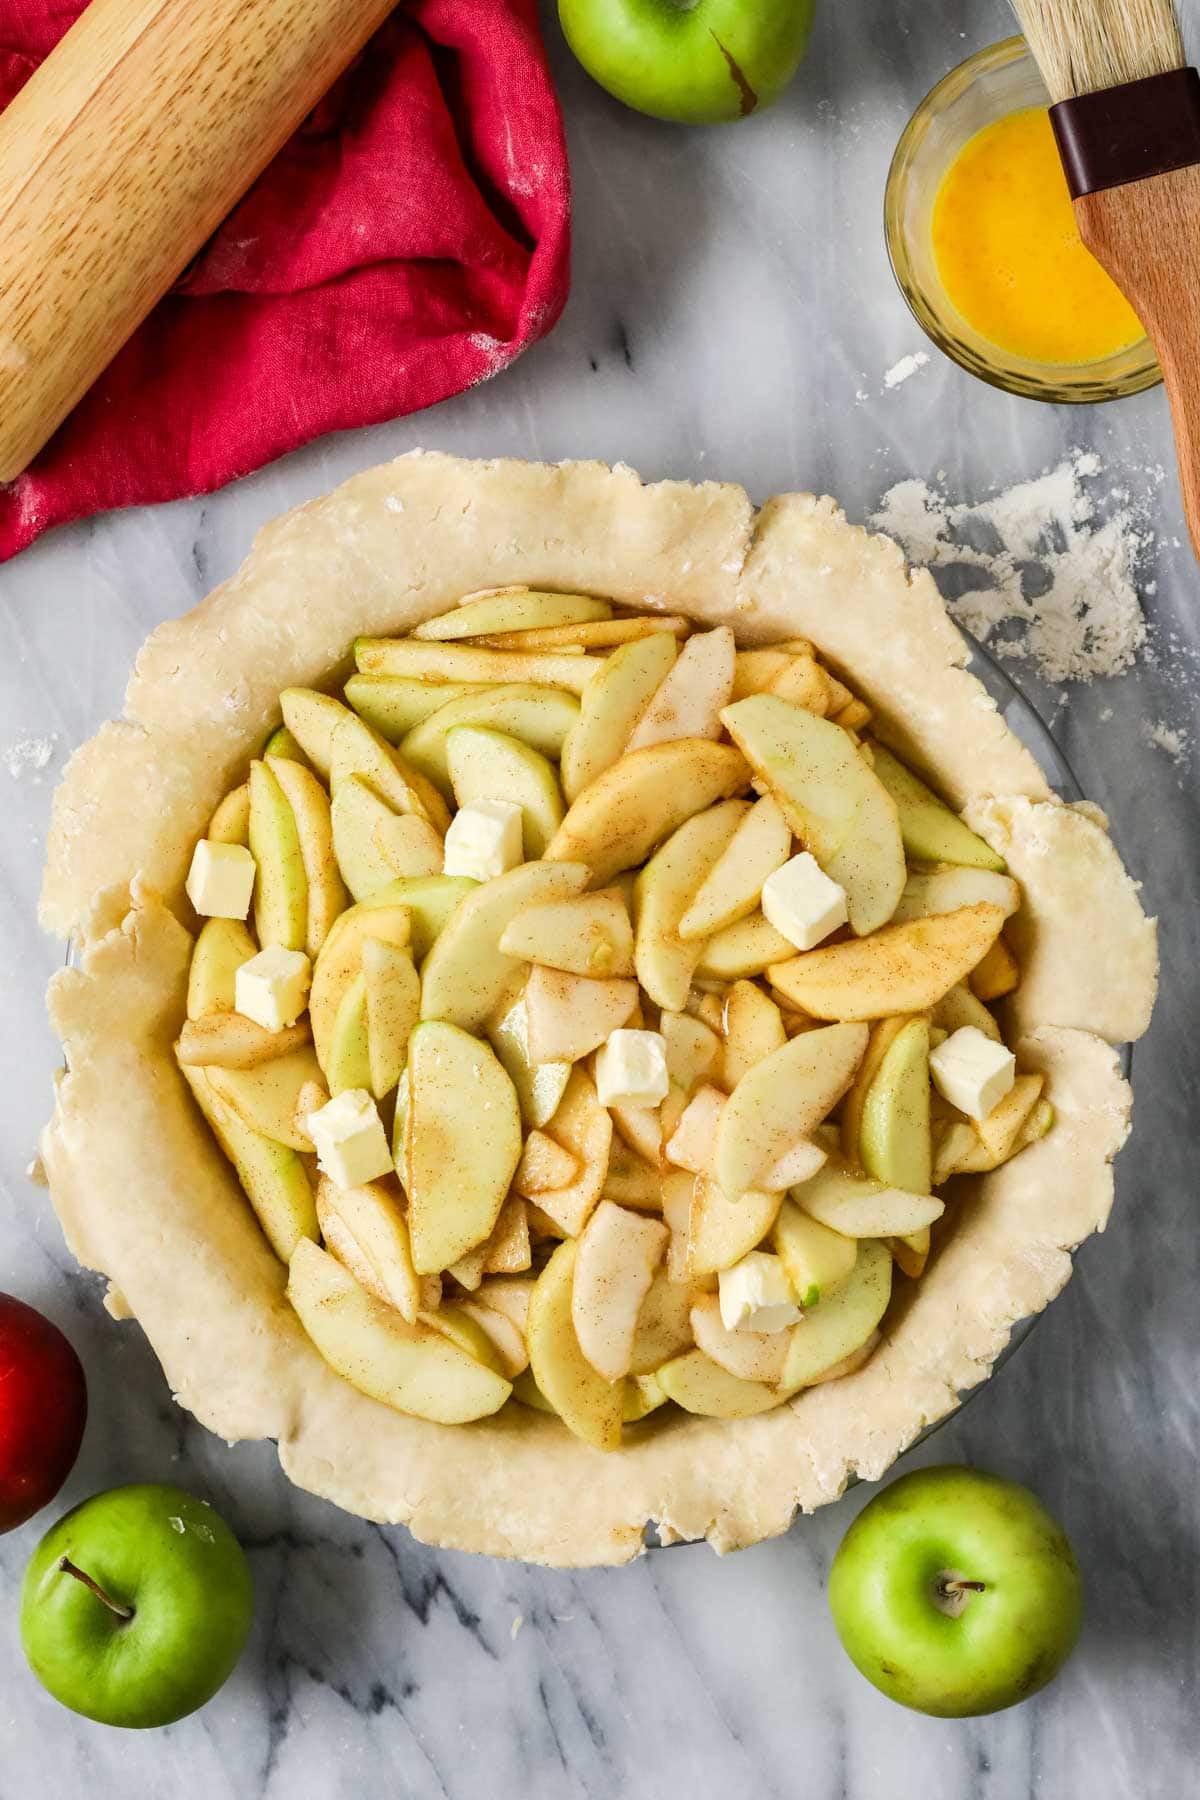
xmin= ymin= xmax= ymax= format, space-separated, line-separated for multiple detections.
xmin=761 ymin=852 xmax=848 ymax=951
xmin=306 ymin=1089 xmax=393 ymax=1189
xmin=235 ymin=945 xmax=312 ymax=1032
xmin=185 ymin=839 xmax=256 ymax=920
xmin=442 ymin=798 xmax=524 ymax=882
xmin=595 ymin=1028 xmax=670 ymax=1109
xmin=930 ymin=1026 xmax=1016 ymax=1121
xmin=718 ymin=1251 xmax=802 ymax=1334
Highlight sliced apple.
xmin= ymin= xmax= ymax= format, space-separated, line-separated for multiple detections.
xmin=970 ymin=936 xmax=1020 ymax=1001
xmin=315 ymin=1173 xmax=420 ymax=1321
xmin=560 ymin=631 xmax=679 ymax=801
xmin=446 ymin=725 xmax=565 ymax=858
xmin=404 ymin=1022 xmax=522 ymax=1275
xmin=546 ymin=739 xmax=750 ymax=887
xmin=445 ymin=1246 xmax=487 ymax=1292
xmin=532 ymin=1069 xmax=613 ymax=1236
xmin=400 ymin=683 xmax=581 ymax=791
xmin=208 ymin=783 xmax=250 ymax=846
xmin=892 ymin=865 xmax=1020 ymax=925
xmin=176 ymin=1011 xmax=309 ymax=1070
xmin=481 ymin=1198 xmax=532 ymax=1274
xmin=732 ymin=647 xmax=794 ymax=699
xmin=661 ymin=1170 xmax=696 ymax=1283
xmin=182 ymin=1067 xmax=317 ymax=1262
xmin=607 ymin=1094 xmax=665 ymax=1168
xmin=331 ymin=772 xmax=403 ymax=902
xmin=498 ymin=890 xmax=635 ymax=978
xmin=527 ymin=1240 xmax=624 ymax=1450
xmin=765 ymin=654 xmax=832 ymax=713
xmin=309 ymin=901 xmax=411 ymax=1070
xmin=330 ymin=711 xmax=450 ymax=835
xmin=450 ymin=1300 xmax=528 ymax=1377
xmin=323 ymin=972 xmax=371 ymax=1095
xmin=771 ymin=1199 xmax=858 ymax=1308
xmin=420 ymin=860 xmax=590 ymax=1031
xmin=344 ymin=674 xmax=487 ymax=741
xmin=689 ymin=1178 xmax=783 ymax=1278
xmin=778 ymin=1237 xmax=893 ymax=1394
xmin=525 ymin=960 xmax=638 ymax=1080
xmin=207 ymin=1043 xmax=325 ymax=1151
xmin=571 ymin=1201 xmax=670 ymax=1382
xmin=634 ymin=798 xmax=748 ymax=1011
xmin=362 ymin=936 xmax=420 ymax=1099
xmin=659 ymin=1009 xmax=721 ymax=1094
xmin=720 ymin=979 xmax=786 ymax=1089
xmin=694 ymin=911 xmax=793 ymax=983
xmin=664 ymin=1084 xmax=726 ymax=1174
xmin=515 ymin=1129 xmax=580 ymax=1195
xmin=840 ymin=1016 xmax=911 ymax=1164
xmin=478 ymin=615 xmax=686 ymax=651
xmin=358 ymin=873 xmax=474 ymax=961
xmin=676 ymin=796 xmax=792 ymax=942
xmin=248 ymin=758 xmax=307 ymax=951
xmin=690 ymin=1293 xmax=789 ymax=1385
xmin=355 ymin=636 xmax=599 ymax=695
xmin=714 ymin=1022 xmax=868 ymax=1198
xmin=859 ymin=1017 xmax=932 ymax=1193
xmin=602 ymin=1137 xmax=663 ymax=1209
xmin=375 ymin=812 xmax=445 ymax=880
xmin=973 ymin=1073 xmax=1046 ymax=1164
xmin=722 ymin=694 xmax=905 ymax=935
xmin=794 ymin=1157 xmax=943 ymax=1238
xmin=413 ymin=590 xmax=612 ymax=640
xmin=477 ymin=1274 xmax=537 ymax=1335
xmin=932 ymin=982 xmax=1002 ymax=1043
xmin=626 ymin=626 xmax=736 ymax=750
xmin=268 ymin=756 xmax=348 ymax=957
xmin=627 ymin=1269 xmax=693 ymax=1373
xmin=767 ymin=903 xmax=1007 ymax=1021
xmin=279 ymin=688 xmax=351 ymax=780
xmin=870 ymin=743 xmax=1005 ymax=871
xmin=758 ymin=1137 xmax=827 ymax=1193
xmin=656 ymin=1350 xmax=782 ymax=1418
xmin=288 ymin=1240 xmax=511 ymax=1423
xmin=486 ymin=989 xmax=572 ymax=1130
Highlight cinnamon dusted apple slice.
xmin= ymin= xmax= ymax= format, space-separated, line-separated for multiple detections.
xmin=771 ymin=1200 xmax=858 ymax=1309
xmin=840 ymin=1016 xmax=912 ymax=1165
xmin=445 ymin=726 xmax=565 ymax=858
xmin=932 ymin=982 xmax=1002 ymax=1043
xmin=514 ymin=1130 xmax=580 ymax=1196
xmin=527 ymin=1240 xmax=624 ymax=1451
xmin=362 ymin=937 xmax=420 ymax=1100
xmin=181 ymin=1068 xmax=317 ymax=1262
xmin=767 ymin=905 xmax=1007 ymax=1022
xmin=714 ymin=1022 xmax=869 ymax=1199
xmin=330 ymin=712 xmax=451 ymax=836
xmin=269 ymin=757 xmax=348 ymax=958
xmin=413 ymin=590 xmax=612 ymax=640
xmin=487 ymin=989 xmax=572 ymax=1131
xmin=481 ymin=1198 xmax=532 ymax=1274
xmin=664 ymin=1084 xmax=726 ymax=1175
xmin=331 ymin=774 xmax=407 ymax=902
xmin=248 ymin=759 xmax=307 ymax=952
xmin=628 ymin=1269 xmax=695 ymax=1374
xmin=309 ymin=901 xmax=411 ymax=1070
xmin=315 ymin=1174 xmax=421 ymax=1322
xmin=659 ymin=1009 xmax=721 ymax=1094
xmin=721 ymin=694 xmax=905 ymax=935
xmin=757 ymin=1137 xmax=827 ymax=1194
xmin=720 ymin=979 xmax=786 ymax=1089
xmin=207 ymin=783 xmax=250 ymax=845
xmin=355 ymin=636 xmax=600 ymax=696
xmin=689 ymin=1178 xmax=783 ymax=1278
xmin=176 ymin=1012 xmax=310 ymax=1070
xmin=545 ymin=739 xmax=750 ymax=886
xmin=419 ymin=860 xmax=590 ymax=1032
xmin=677 ymin=795 xmax=792 ymax=941
xmin=634 ymin=798 xmax=748 ymax=1011
xmin=793 ymin=1159 xmax=944 ymax=1240
xmin=531 ymin=1070 xmax=613 ymax=1237
xmin=869 ymin=744 xmax=1005 ymax=872
xmin=450 ymin=1300 xmax=529 ymax=1377
xmin=626 ymin=626 xmax=736 ymax=750
xmin=400 ymin=683 xmax=581 ymax=791
xmin=690 ymin=1294 xmax=789 ymax=1385
xmin=498 ymin=891 xmax=635 ymax=979
xmin=656 ymin=1350 xmax=782 ymax=1419
xmin=696 ymin=911 xmax=795 ymax=982
xmin=288 ymin=1241 xmax=511 ymax=1424
xmin=404 ymin=1022 xmax=522 ymax=1275
xmin=858 ymin=1018 xmax=933 ymax=1194
xmin=477 ymin=615 xmax=687 ymax=651
xmin=207 ymin=1044 xmax=326 ymax=1151
xmin=560 ymin=631 xmax=679 ymax=800
xmin=777 ymin=1238 xmax=892 ymax=1395
xmin=970 ymin=937 xmax=1020 ymax=1001
xmin=279 ymin=688 xmax=349 ymax=779
xmin=345 ymin=676 xmax=486 ymax=742
xmin=891 ymin=866 xmax=1020 ymax=925
xmin=523 ymin=965 xmax=639 ymax=1064
xmin=571 ymin=1201 xmax=670 ymax=1382
xmin=601 ymin=1138 xmax=663 ymax=1209
xmin=358 ymin=873 xmax=475 ymax=961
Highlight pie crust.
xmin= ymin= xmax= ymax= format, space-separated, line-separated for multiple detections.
xmin=39 ymin=454 xmax=1157 ymax=1565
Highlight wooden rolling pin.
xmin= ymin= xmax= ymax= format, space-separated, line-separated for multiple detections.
xmin=0 ymin=0 xmax=399 ymax=481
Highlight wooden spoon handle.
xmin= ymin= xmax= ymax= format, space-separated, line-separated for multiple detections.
xmin=1076 ymin=164 xmax=1200 ymax=560
xmin=0 ymin=0 xmax=398 ymax=482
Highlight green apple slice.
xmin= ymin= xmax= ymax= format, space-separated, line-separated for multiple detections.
xmin=187 ymin=918 xmax=257 ymax=1019
xmin=545 ymin=740 xmax=750 ymax=886
xmin=362 ymin=937 xmax=420 ymax=1100
xmin=859 ymin=1017 xmax=933 ymax=1194
xmin=477 ymin=616 xmax=686 ymax=652
xmin=633 ymin=797 xmax=748 ymax=1010
xmin=329 ymin=712 xmax=450 ymax=835
xmin=527 ymin=1239 xmax=624 ymax=1451
xmin=263 ymin=725 xmax=308 ymax=765
xmin=331 ymin=772 xmax=401 ymax=902
xmin=722 ymin=694 xmax=905 ymax=936
xmin=560 ymin=630 xmax=679 ymax=800
xmin=656 ymin=1350 xmax=783 ymax=1418
xmin=571 ymin=1200 xmax=669 ymax=1382
xmin=207 ymin=1043 xmax=325 ymax=1151
xmin=315 ymin=1174 xmax=421 ymax=1321
xmin=208 ymin=783 xmax=250 ymax=846
xmin=181 ymin=1067 xmax=317 ymax=1262
xmin=870 ymin=744 xmax=1006 ymax=871
xmin=771 ymin=1199 xmax=858 ymax=1308
xmin=626 ymin=626 xmax=736 ymax=750
xmin=419 ymin=860 xmax=590 ymax=1031
xmin=778 ymin=1238 xmax=892 ymax=1394
xmin=932 ymin=982 xmax=1002 ymax=1043
xmin=696 ymin=910 xmax=795 ymax=981
xmin=344 ymin=675 xmax=487 ymax=741
xmin=399 ymin=683 xmax=581 ymax=791
xmin=288 ymin=1240 xmax=511 ymax=1424
xmin=269 ymin=756 xmax=348 ymax=958
xmin=677 ymin=795 xmax=793 ymax=940
xmin=767 ymin=903 xmax=1007 ymax=1021
xmin=498 ymin=890 xmax=635 ymax=978
xmin=375 ymin=812 xmax=444 ymax=880
xmin=891 ymin=865 xmax=1019 ymax=924
xmin=324 ymin=972 xmax=372 ymax=1095
xmin=355 ymin=636 xmax=600 ymax=695
xmin=794 ymin=1157 xmax=943 ymax=1238
xmin=445 ymin=725 xmax=565 ymax=858
xmin=714 ymin=1022 xmax=869 ymax=1198
xmin=309 ymin=901 xmax=412 ymax=1069
xmin=248 ymin=759 xmax=307 ymax=952
xmin=486 ymin=990 xmax=572 ymax=1130
xmin=413 ymin=590 xmax=612 ymax=640
xmin=279 ymin=689 xmax=349 ymax=780
xmin=357 ymin=874 xmax=475 ymax=961
xmin=405 ymin=1022 xmax=522 ymax=1274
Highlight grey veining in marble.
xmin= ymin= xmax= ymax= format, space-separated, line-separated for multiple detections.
xmin=1 ymin=1 xmax=1197 ymax=1794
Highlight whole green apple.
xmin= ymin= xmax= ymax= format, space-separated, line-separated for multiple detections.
xmin=829 ymin=1465 xmax=1083 ymax=1717
xmin=21 ymin=1483 xmax=253 ymax=1728
xmin=558 ymin=0 xmax=815 ymax=126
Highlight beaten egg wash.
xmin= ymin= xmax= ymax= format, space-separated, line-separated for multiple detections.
xmin=931 ymin=106 xmax=1144 ymax=366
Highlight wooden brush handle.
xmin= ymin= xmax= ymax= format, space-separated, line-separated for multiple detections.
xmin=1076 ymin=165 xmax=1200 ymax=559
xmin=0 ymin=0 xmax=398 ymax=482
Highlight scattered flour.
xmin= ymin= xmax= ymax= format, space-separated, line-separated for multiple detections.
xmin=883 ymin=351 xmax=929 ymax=390
xmin=870 ymin=452 xmax=1149 ymax=684
xmin=1140 ymin=719 xmax=1191 ymax=764
xmin=2 ymin=733 xmax=56 ymax=780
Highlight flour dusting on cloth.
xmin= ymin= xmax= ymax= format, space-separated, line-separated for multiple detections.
xmin=871 ymin=451 xmax=1150 ymax=683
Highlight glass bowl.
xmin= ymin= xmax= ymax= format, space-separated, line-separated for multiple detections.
xmin=884 ymin=36 xmax=1162 ymax=404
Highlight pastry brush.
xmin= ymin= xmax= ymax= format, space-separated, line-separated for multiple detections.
xmin=1010 ymin=0 xmax=1200 ymax=555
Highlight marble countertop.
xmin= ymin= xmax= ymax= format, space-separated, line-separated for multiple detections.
xmin=1 ymin=2 xmax=1196 ymax=1794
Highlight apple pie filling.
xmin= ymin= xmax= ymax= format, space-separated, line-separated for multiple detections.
xmin=175 ymin=589 xmax=1050 ymax=1449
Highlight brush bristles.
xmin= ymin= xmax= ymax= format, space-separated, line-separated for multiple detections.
xmin=1010 ymin=0 xmax=1186 ymax=101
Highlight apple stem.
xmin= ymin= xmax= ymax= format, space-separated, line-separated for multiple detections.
xmin=940 ymin=1577 xmax=986 ymax=1596
xmin=57 ymin=1556 xmax=135 ymax=1621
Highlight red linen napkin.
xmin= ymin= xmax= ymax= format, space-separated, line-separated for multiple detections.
xmin=0 ymin=0 xmax=571 ymax=561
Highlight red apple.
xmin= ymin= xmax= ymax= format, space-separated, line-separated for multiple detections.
xmin=0 ymin=1295 xmax=88 ymax=1532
